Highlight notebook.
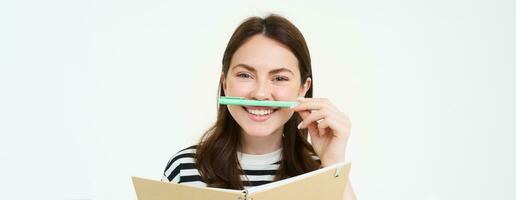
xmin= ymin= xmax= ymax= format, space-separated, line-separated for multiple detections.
xmin=132 ymin=162 xmax=351 ymax=200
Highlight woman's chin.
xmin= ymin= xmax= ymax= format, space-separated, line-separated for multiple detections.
xmin=242 ymin=128 xmax=276 ymax=137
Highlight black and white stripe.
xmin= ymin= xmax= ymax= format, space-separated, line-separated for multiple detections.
xmin=161 ymin=145 xmax=319 ymax=189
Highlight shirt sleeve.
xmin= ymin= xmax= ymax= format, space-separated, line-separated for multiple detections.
xmin=161 ymin=145 xmax=197 ymax=183
xmin=161 ymin=155 xmax=180 ymax=183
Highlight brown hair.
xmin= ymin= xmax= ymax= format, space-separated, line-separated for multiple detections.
xmin=195 ymin=14 xmax=320 ymax=189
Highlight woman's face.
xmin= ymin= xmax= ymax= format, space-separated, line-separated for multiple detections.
xmin=223 ymin=34 xmax=311 ymax=138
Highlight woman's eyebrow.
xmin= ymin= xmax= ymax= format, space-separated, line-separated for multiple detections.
xmin=269 ymin=67 xmax=294 ymax=75
xmin=232 ymin=64 xmax=294 ymax=75
xmin=232 ymin=64 xmax=256 ymax=72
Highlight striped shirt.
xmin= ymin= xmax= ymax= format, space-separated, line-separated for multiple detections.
xmin=161 ymin=145 xmax=297 ymax=189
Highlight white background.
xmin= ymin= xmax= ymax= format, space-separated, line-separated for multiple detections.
xmin=1 ymin=0 xmax=515 ymax=199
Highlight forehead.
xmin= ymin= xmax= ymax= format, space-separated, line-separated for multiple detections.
xmin=230 ymin=34 xmax=299 ymax=73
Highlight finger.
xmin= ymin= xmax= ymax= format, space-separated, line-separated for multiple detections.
xmin=298 ymin=110 xmax=310 ymax=119
xmin=298 ymin=110 xmax=327 ymax=129
xmin=310 ymin=107 xmax=349 ymax=129
xmin=324 ymin=118 xmax=351 ymax=138
xmin=298 ymin=97 xmax=335 ymax=105
xmin=298 ymin=110 xmax=319 ymax=134
xmin=317 ymin=119 xmax=330 ymax=131
xmin=317 ymin=120 xmax=327 ymax=136
xmin=308 ymin=127 xmax=320 ymax=142
xmin=298 ymin=97 xmax=330 ymax=102
xmin=291 ymin=100 xmax=327 ymax=112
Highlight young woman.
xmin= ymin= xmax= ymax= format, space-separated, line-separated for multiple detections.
xmin=162 ymin=14 xmax=355 ymax=199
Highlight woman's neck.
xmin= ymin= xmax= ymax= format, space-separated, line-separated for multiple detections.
xmin=240 ymin=128 xmax=283 ymax=155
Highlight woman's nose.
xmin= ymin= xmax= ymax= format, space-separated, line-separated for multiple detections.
xmin=250 ymin=81 xmax=272 ymax=100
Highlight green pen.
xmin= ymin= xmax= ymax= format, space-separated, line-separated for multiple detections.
xmin=218 ymin=96 xmax=298 ymax=108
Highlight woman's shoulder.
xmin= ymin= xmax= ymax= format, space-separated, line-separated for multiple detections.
xmin=161 ymin=145 xmax=198 ymax=182
xmin=175 ymin=145 xmax=198 ymax=155
xmin=165 ymin=145 xmax=198 ymax=167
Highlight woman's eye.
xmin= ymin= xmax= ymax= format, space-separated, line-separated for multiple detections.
xmin=237 ymin=73 xmax=252 ymax=79
xmin=274 ymin=76 xmax=289 ymax=81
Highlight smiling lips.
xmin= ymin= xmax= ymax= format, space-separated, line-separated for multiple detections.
xmin=243 ymin=106 xmax=279 ymax=122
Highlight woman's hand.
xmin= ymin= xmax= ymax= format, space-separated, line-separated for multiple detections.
xmin=291 ymin=97 xmax=352 ymax=167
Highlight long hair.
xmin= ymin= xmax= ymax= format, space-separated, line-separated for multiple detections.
xmin=195 ymin=14 xmax=320 ymax=189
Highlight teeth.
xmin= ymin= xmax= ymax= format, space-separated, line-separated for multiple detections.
xmin=246 ymin=109 xmax=274 ymax=116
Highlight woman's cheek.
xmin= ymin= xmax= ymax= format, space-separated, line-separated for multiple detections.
xmin=272 ymin=87 xmax=298 ymax=101
xmin=227 ymin=83 xmax=254 ymax=97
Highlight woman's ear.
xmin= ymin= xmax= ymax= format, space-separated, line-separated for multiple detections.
xmin=299 ymin=77 xmax=312 ymax=97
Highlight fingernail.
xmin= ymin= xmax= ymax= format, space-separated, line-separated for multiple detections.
xmin=297 ymin=122 xmax=303 ymax=129
xmin=297 ymin=96 xmax=304 ymax=100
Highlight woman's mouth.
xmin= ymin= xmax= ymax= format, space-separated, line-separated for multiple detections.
xmin=243 ymin=106 xmax=279 ymax=122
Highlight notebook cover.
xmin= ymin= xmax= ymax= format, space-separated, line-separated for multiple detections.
xmin=132 ymin=176 xmax=244 ymax=200
xmin=248 ymin=163 xmax=351 ymax=200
